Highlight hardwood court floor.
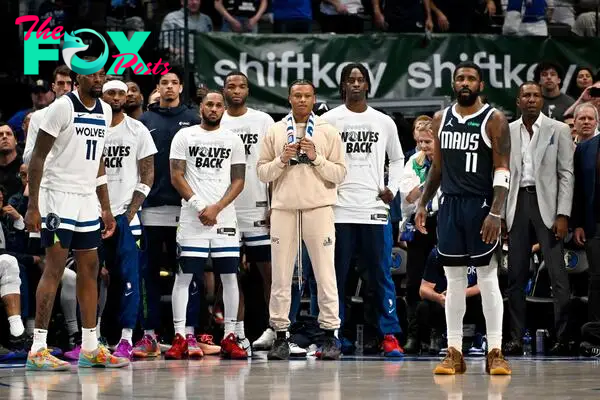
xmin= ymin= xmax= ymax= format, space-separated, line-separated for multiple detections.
xmin=1 ymin=354 xmax=599 ymax=399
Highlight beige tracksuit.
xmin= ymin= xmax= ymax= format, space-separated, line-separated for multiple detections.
xmin=257 ymin=116 xmax=346 ymax=331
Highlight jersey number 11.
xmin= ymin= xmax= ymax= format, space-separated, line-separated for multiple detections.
xmin=465 ymin=152 xmax=478 ymax=173
xmin=86 ymin=139 xmax=98 ymax=160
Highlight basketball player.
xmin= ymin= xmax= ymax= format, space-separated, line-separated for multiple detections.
xmin=167 ymin=90 xmax=248 ymax=360
xmin=124 ymin=81 xmax=144 ymax=120
xmin=101 ymin=80 xmax=157 ymax=359
xmin=257 ymin=80 xmax=346 ymax=360
xmin=220 ymin=71 xmax=275 ymax=352
xmin=321 ymin=63 xmax=404 ymax=357
xmin=416 ymin=61 xmax=512 ymax=375
xmin=24 ymin=65 xmax=129 ymax=370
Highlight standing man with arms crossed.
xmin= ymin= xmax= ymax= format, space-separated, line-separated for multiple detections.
xmin=24 ymin=64 xmax=129 ymax=370
xmin=257 ymin=80 xmax=347 ymax=360
xmin=101 ymin=80 xmax=157 ymax=360
xmin=220 ymin=71 xmax=275 ymax=352
xmin=168 ymin=90 xmax=248 ymax=360
xmin=321 ymin=63 xmax=405 ymax=356
xmin=416 ymin=61 xmax=512 ymax=375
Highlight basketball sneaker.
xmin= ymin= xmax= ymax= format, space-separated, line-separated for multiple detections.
xmin=381 ymin=334 xmax=404 ymax=357
xmin=197 ymin=334 xmax=221 ymax=355
xmin=186 ymin=334 xmax=204 ymax=358
xmin=132 ymin=334 xmax=161 ymax=358
xmin=112 ymin=340 xmax=133 ymax=360
xmin=165 ymin=334 xmax=187 ymax=360
xmin=486 ymin=348 xmax=512 ymax=375
xmin=220 ymin=333 xmax=248 ymax=359
xmin=434 ymin=347 xmax=466 ymax=375
xmin=26 ymin=348 xmax=70 ymax=371
xmin=78 ymin=345 xmax=130 ymax=368
xmin=252 ymin=328 xmax=276 ymax=350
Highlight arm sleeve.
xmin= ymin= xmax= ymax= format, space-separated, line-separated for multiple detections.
xmin=169 ymin=130 xmax=187 ymax=160
xmin=385 ymin=118 xmax=405 ymax=196
xmin=39 ymin=99 xmax=71 ymax=138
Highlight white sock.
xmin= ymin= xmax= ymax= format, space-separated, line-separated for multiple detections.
xmin=26 ymin=318 xmax=35 ymax=335
xmin=443 ymin=266 xmax=468 ymax=353
xmin=8 ymin=315 xmax=24 ymax=337
xmin=172 ymin=272 xmax=193 ymax=338
xmin=31 ymin=328 xmax=47 ymax=353
xmin=61 ymin=268 xmax=79 ymax=335
xmin=144 ymin=329 xmax=156 ymax=339
xmin=82 ymin=327 xmax=99 ymax=352
xmin=185 ymin=326 xmax=195 ymax=336
xmin=221 ymin=273 xmax=239 ymax=337
xmin=477 ymin=265 xmax=503 ymax=351
xmin=236 ymin=321 xmax=246 ymax=339
xmin=121 ymin=328 xmax=133 ymax=344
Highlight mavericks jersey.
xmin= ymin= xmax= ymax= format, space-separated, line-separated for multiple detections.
xmin=104 ymin=115 xmax=158 ymax=216
xmin=220 ymin=107 xmax=274 ymax=231
xmin=169 ymin=126 xmax=246 ymax=238
xmin=438 ymin=103 xmax=495 ymax=197
xmin=39 ymin=91 xmax=111 ymax=194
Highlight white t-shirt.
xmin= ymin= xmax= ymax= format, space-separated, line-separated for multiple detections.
xmin=39 ymin=91 xmax=112 ymax=194
xmin=24 ymin=107 xmax=48 ymax=164
xmin=321 ymin=105 xmax=404 ymax=224
xmin=104 ymin=115 xmax=158 ymax=216
xmin=169 ymin=125 xmax=246 ymax=238
xmin=220 ymin=107 xmax=274 ymax=231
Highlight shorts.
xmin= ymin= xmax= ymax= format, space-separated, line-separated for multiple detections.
xmin=240 ymin=229 xmax=271 ymax=263
xmin=437 ymin=194 xmax=499 ymax=267
xmin=176 ymin=236 xmax=240 ymax=275
xmin=39 ymin=188 xmax=101 ymax=250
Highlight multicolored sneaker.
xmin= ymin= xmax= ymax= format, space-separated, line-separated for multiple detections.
xmin=26 ymin=348 xmax=71 ymax=371
xmin=197 ymin=334 xmax=221 ymax=355
xmin=220 ymin=333 xmax=248 ymax=359
xmin=78 ymin=345 xmax=130 ymax=368
xmin=186 ymin=334 xmax=204 ymax=358
xmin=112 ymin=340 xmax=133 ymax=360
xmin=132 ymin=334 xmax=161 ymax=358
xmin=381 ymin=335 xmax=404 ymax=357
xmin=64 ymin=345 xmax=81 ymax=361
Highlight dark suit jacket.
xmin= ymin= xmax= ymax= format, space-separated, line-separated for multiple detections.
xmin=573 ymin=134 xmax=600 ymax=237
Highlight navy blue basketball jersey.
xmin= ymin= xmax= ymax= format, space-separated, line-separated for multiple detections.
xmin=438 ymin=103 xmax=495 ymax=197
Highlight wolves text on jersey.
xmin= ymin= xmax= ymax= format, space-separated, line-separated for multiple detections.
xmin=189 ymin=146 xmax=232 ymax=168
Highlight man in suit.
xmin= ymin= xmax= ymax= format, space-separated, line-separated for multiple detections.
xmin=503 ymin=81 xmax=574 ymax=355
xmin=572 ymin=102 xmax=600 ymax=323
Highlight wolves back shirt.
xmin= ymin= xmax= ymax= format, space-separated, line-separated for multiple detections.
xmin=221 ymin=107 xmax=274 ymax=232
xmin=170 ymin=126 xmax=246 ymax=238
xmin=321 ymin=105 xmax=404 ymax=224
xmin=104 ymin=115 xmax=158 ymax=216
xmin=39 ymin=91 xmax=112 ymax=194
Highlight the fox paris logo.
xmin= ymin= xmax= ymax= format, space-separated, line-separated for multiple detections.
xmin=16 ymin=15 xmax=172 ymax=76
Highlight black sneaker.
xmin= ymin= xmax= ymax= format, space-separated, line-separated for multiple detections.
xmin=404 ymin=336 xmax=420 ymax=355
xmin=267 ymin=338 xmax=290 ymax=360
xmin=9 ymin=332 xmax=30 ymax=350
xmin=580 ymin=341 xmax=600 ymax=357
xmin=319 ymin=336 xmax=341 ymax=360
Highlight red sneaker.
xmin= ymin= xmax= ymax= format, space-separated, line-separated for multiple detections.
xmin=220 ymin=333 xmax=248 ymax=359
xmin=165 ymin=334 xmax=188 ymax=360
xmin=381 ymin=334 xmax=404 ymax=357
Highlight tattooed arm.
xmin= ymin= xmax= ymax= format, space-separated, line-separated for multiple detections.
xmin=169 ymin=159 xmax=194 ymax=201
xmin=415 ymin=111 xmax=443 ymax=234
xmin=125 ymin=155 xmax=155 ymax=222
xmin=481 ymin=110 xmax=511 ymax=244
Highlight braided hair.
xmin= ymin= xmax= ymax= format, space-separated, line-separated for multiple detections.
xmin=339 ymin=63 xmax=371 ymax=101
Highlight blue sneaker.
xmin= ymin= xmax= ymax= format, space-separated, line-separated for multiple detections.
xmin=468 ymin=334 xmax=486 ymax=356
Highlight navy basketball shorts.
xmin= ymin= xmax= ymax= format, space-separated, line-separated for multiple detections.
xmin=436 ymin=194 xmax=499 ymax=267
xmin=240 ymin=229 xmax=271 ymax=264
xmin=176 ymin=236 xmax=240 ymax=276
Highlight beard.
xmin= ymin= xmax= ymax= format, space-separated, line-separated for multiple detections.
xmin=124 ymin=102 xmax=141 ymax=112
xmin=202 ymin=115 xmax=222 ymax=127
xmin=455 ymin=87 xmax=480 ymax=107
xmin=89 ymin=87 xmax=102 ymax=99
xmin=225 ymin=94 xmax=246 ymax=107
xmin=111 ymin=104 xmax=123 ymax=113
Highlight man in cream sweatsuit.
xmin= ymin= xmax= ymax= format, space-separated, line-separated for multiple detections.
xmin=257 ymin=80 xmax=347 ymax=360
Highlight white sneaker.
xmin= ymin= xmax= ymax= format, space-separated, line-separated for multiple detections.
xmin=239 ymin=337 xmax=252 ymax=357
xmin=289 ymin=342 xmax=307 ymax=357
xmin=252 ymin=328 xmax=276 ymax=350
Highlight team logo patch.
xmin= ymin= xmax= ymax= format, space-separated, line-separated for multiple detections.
xmin=272 ymin=237 xmax=280 ymax=245
xmin=45 ymin=213 xmax=61 ymax=232
xmin=176 ymin=243 xmax=182 ymax=259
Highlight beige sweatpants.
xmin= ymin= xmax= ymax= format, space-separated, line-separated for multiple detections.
xmin=269 ymin=206 xmax=340 ymax=331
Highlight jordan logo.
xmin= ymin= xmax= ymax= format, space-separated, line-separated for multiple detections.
xmin=482 ymin=199 xmax=489 ymax=208
xmin=445 ymin=118 xmax=454 ymax=127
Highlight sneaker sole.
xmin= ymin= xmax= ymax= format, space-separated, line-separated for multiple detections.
xmin=26 ymin=361 xmax=70 ymax=371
xmin=78 ymin=360 xmax=130 ymax=368
xmin=489 ymin=367 xmax=512 ymax=375
xmin=132 ymin=351 xmax=160 ymax=358
xmin=384 ymin=350 xmax=404 ymax=357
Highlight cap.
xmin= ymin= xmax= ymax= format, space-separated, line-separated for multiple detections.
xmin=31 ymin=79 xmax=51 ymax=93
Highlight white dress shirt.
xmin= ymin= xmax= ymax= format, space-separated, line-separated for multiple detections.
xmin=519 ymin=114 xmax=543 ymax=188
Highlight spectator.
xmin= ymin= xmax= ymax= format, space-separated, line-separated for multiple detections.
xmin=504 ymin=81 xmax=574 ymax=356
xmin=215 ymin=0 xmax=268 ymax=33
xmin=18 ymin=112 xmax=33 ymax=156
xmin=434 ymin=0 xmax=496 ymax=33
xmin=0 ymin=124 xmax=23 ymax=199
xmin=502 ymin=0 xmax=549 ymax=36
xmin=372 ymin=0 xmax=433 ymax=33
xmin=567 ymin=66 xmax=595 ymax=100
xmin=271 ymin=0 xmax=313 ymax=33
xmin=105 ymin=0 xmax=148 ymax=42
xmin=551 ymin=0 xmax=575 ymax=28
xmin=319 ymin=0 xmax=365 ymax=33
xmin=0 ymin=254 xmax=27 ymax=358
xmin=404 ymin=115 xmax=432 ymax=161
xmin=564 ymin=81 xmax=600 ymax=119
xmin=7 ymin=80 xmax=55 ymax=143
xmin=572 ymin=103 xmax=600 ymax=324
xmin=124 ymin=81 xmax=144 ymax=120
xmin=572 ymin=10 xmax=600 ymax=37
xmin=572 ymin=102 xmax=599 ymax=143
xmin=563 ymin=114 xmax=577 ymax=143
xmin=534 ymin=61 xmax=575 ymax=120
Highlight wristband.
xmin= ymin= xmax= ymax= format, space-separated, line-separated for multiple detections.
xmin=493 ymin=168 xmax=510 ymax=190
xmin=488 ymin=212 xmax=501 ymax=219
xmin=96 ymin=175 xmax=107 ymax=187
xmin=188 ymin=194 xmax=205 ymax=213
xmin=135 ymin=183 xmax=151 ymax=197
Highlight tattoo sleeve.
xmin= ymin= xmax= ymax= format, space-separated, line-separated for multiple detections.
xmin=217 ymin=164 xmax=246 ymax=209
xmin=126 ymin=155 xmax=155 ymax=220
xmin=96 ymin=155 xmax=111 ymax=213
xmin=27 ymin=130 xmax=56 ymax=210
xmin=418 ymin=111 xmax=443 ymax=209
xmin=488 ymin=111 xmax=511 ymax=216
xmin=169 ymin=159 xmax=194 ymax=201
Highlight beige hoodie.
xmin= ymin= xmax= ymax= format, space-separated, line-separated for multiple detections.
xmin=257 ymin=116 xmax=347 ymax=211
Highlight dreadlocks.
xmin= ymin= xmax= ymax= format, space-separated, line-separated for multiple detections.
xmin=339 ymin=63 xmax=371 ymax=101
